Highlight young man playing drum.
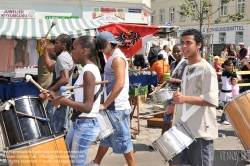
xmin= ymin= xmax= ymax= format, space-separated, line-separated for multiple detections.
xmin=166 ymin=29 xmax=218 ymax=166
xmin=39 ymin=34 xmax=74 ymax=134
xmin=161 ymin=44 xmax=188 ymax=135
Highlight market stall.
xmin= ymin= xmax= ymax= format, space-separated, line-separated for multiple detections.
xmin=0 ymin=18 xmax=107 ymax=101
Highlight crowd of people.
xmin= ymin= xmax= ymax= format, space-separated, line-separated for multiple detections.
xmin=35 ymin=28 xmax=250 ymax=166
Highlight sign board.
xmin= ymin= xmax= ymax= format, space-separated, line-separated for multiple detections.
xmin=128 ymin=8 xmax=142 ymax=13
xmin=45 ymin=16 xmax=80 ymax=19
xmin=0 ymin=9 xmax=35 ymax=18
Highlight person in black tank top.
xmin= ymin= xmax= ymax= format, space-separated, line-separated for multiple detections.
xmin=227 ymin=44 xmax=237 ymax=66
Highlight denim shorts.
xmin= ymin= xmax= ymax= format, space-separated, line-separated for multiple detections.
xmin=65 ymin=118 xmax=100 ymax=166
xmin=46 ymin=100 xmax=72 ymax=134
xmin=100 ymin=109 xmax=133 ymax=154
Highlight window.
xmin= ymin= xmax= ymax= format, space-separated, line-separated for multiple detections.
xmin=219 ymin=32 xmax=226 ymax=44
xmin=235 ymin=32 xmax=243 ymax=45
xmin=192 ymin=4 xmax=198 ymax=19
xmin=160 ymin=9 xmax=165 ymax=23
xmin=237 ymin=0 xmax=245 ymax=14
xmin=180 ymin=6 xmax=186 ymax=21
xmin=151 ymin=10 xmax=155 ymax=24
xmin=170 ymin=8 xmax=175 ymax=22
xmin=220 ymin=0 xmax=228 ymax=16
xmin=203 ymin=6 xmax=209 ymax=18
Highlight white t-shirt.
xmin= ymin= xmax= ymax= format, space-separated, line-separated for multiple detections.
xmin=158 ymin=50 xmax=168 ymax=64
xmin=26 ymin=39 xmax=39 ymax=66
xmin=174 ymin=59 xmax=218 ymax=140
xmin=73 ymin=64 xmax=101 ymax=117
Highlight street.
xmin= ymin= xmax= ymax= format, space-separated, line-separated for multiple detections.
xmin=87 ymin=99 xmax=250 ymax=166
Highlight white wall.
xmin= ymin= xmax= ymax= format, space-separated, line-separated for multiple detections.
xmin=178 ymin=22 xmax=250 ymax=47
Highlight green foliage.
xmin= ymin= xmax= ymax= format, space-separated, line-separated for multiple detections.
xmin=178 ymin=0 xmax=243 ymax=28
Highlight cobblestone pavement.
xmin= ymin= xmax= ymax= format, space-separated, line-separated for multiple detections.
xmin=0 ymin=97 xmax=250 ymax=166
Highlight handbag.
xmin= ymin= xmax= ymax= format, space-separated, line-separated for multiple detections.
xmin=71 ymin=86 xmax=103 ymax=122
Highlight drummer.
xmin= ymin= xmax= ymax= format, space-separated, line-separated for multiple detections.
xmin=41 ymin=36 xmax=101 ymax=165
xmin=161 ymin=44 xmax=188 ymax=134
xmin=39 ymin=34 xmax=74 ymax=134
xmin=166 ymin=29 xmax=218 ymax=166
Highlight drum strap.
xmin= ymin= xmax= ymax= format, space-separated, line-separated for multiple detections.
xmin=180 ymin=67 xmax=201 ymax=123
xmin=70 ymin=85 xmax=103 ymax=122
xmin=171 ymin=58 xmax=185 ymax=77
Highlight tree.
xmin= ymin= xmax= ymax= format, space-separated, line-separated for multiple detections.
xmin=179 ymin=0 xmax=244 ymax=32
xmin=179 ymin=0 xmax=244 ymax=64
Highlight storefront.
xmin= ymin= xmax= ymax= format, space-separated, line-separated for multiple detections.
xmin=177 ymin=21 xmax=250 ymax=47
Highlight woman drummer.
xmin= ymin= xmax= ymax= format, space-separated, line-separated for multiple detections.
xmin=41 ymin=36 xmax=101 ymax=165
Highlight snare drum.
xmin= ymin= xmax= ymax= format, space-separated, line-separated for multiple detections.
xmin=152 ymin=123 xmax=195 ymax=162
xmin=96 ymin=110 xmax=115 ymax=141
xmin=154 ymin=88 xmax=173 ymax=103
xmin=0 ymin=96 xmax=51 ymax=148
xmin=225 ymin=90 xmax=250 ymax=150
xmin=6 ymin=133 xmax=71 ymax=166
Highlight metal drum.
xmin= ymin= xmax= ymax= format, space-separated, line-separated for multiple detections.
xmin=154 ymin=88 xmax=173 ymax=103
xmin=96 ymin=110 xmax=115 ymax=141
xmin=152 ymin=123 xmax=195 ymax=162
xmin=0 ymin=96 xmax=51 ymax=148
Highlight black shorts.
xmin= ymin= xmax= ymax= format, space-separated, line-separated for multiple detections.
xmin=169 ymin=138 xmax=214 ymax=166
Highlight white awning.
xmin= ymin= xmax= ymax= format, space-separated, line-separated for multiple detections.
xmin=0 ymin=19 xmax=108 ymax=40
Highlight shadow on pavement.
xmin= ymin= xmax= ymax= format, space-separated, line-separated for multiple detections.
xmin=133 ymin=143 xmax=155 ymax=153
xmin=218 ymin=130 xmax=236 ymax=137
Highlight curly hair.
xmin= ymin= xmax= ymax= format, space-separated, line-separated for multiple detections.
xmin=58 ymin=34 xmax=72 ymax=52
xmin=181 ymin=29 xmax=204 ymax=51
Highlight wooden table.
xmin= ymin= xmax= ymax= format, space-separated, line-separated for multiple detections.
xmin=129 ymin=96 xmax=140 ymax=135
xmin=217 ymin=71 xmax=250 ymax=75
xmin=217 ymin=71 xmax=250 ymax=87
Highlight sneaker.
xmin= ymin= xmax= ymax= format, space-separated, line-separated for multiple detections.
xmin=221 ymin=121 xmax=230 ymax=125
xmin=86 ymin=160 xmax=100 ymax=166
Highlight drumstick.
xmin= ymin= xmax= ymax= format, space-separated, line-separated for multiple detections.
xmin=149 ymin=72 xmax=177 ymax=96
xmin=171 ymin=88 xmax=180 ymax=127
xmin=139 ymin=110 xmax=166 ymax=119
xmin=60 ymin=80 xmax=108 ymax=92
xmin=44 ymin=21 xmax=56 ymax=39
xmin=16 ymin=111 xmax=50 ymax=122
xmin=26 ymin=75 xmax=60 ymax=108
xmin=25 ymin=75 xmax=44 ymax=90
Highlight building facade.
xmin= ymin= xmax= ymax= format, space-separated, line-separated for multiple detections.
xmin=0 ymin=0 xmax=151 ymax=24
xmin=151 ymin=0 xmax=250 ymax=47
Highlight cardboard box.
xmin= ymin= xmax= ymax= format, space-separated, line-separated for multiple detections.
xmin=130 ymin=94 xmax=148 ymax=105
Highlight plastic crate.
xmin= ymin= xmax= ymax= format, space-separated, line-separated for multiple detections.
xmin=129 ymin=85 xmax=148 ymax=96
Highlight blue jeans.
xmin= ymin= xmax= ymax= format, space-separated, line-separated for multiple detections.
xmin=100 ymin=109 xmax=133 ymax=154
xmin=65 ymin=118 xmax=100 ymax=166
xmin=46 ymin=100 xmax=71 ymax=134
xmin=220 ymin=101 xmax=229 ymax=122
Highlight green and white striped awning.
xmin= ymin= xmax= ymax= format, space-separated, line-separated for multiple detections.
xmin=0 ymin=19 xmax=108 ymax=40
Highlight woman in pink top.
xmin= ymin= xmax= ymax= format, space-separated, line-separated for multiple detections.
xmin=231 ymin=77 xmax=239 ymax=97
